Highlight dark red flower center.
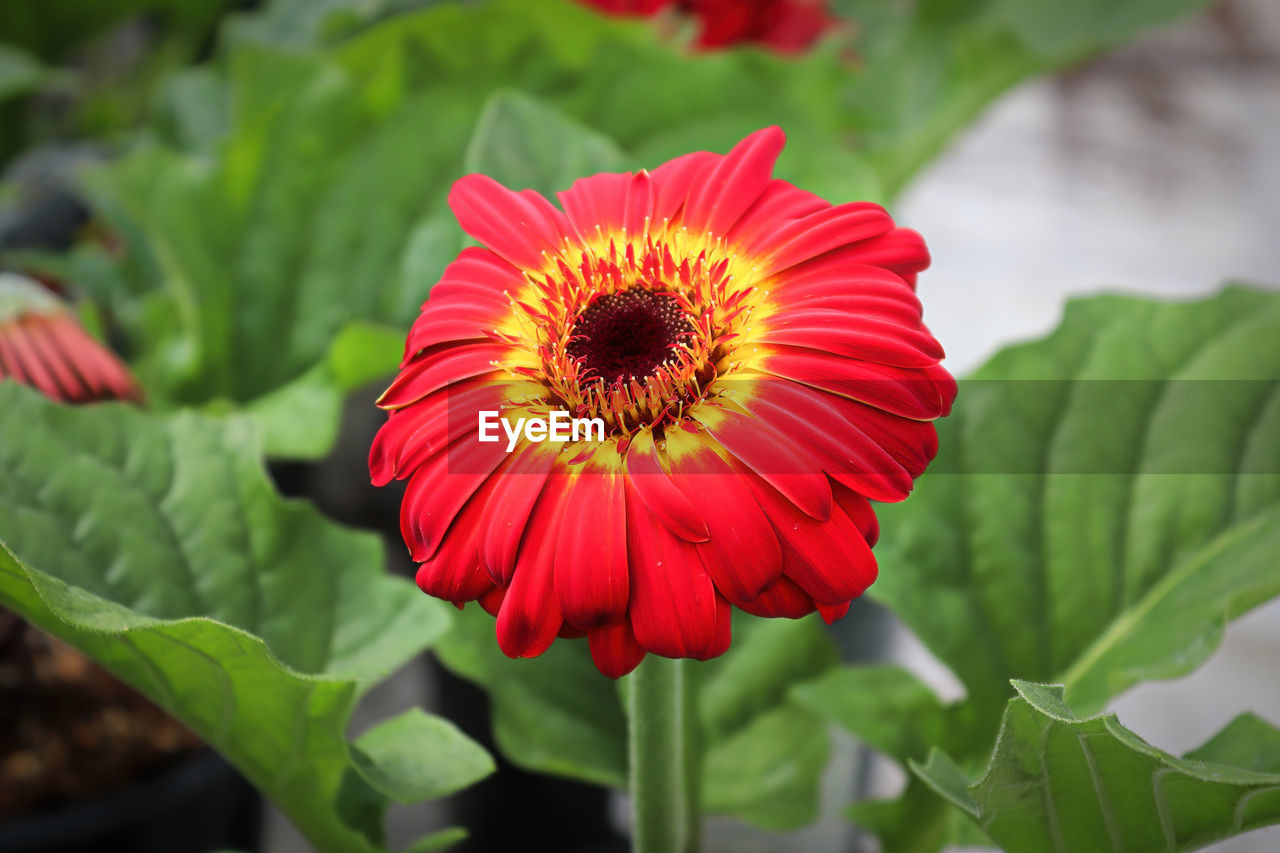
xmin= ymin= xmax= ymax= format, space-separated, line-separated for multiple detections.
xmin=566 ymin=289 xmax=692 ymax=386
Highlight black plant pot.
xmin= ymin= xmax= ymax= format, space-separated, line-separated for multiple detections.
xmin=0 ymin=751 xmax=262 ymax=853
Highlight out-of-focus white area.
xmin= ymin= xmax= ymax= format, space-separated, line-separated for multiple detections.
xmin=901 ymin=1 xmax=1279 ymax=376
xmin=885 ymin=0 xmax=1280 ymax=850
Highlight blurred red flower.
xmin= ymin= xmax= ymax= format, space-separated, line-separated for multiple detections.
xmin=0 ymin=273 xmax=142 ymax=404
xmin=371 ymin=128 xmax=953 ymax=677
xmin=579 ymin=0 xmax=837 ymax=54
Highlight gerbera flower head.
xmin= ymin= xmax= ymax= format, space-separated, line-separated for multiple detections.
xmin=0 ymin=272 xmax=142 ymax=404
xmin=579 ymin=0 xmax=838 ymax=54
xmin=371 ymin=127 xmax=954 ymax=678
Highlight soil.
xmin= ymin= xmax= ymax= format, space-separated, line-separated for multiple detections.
xmin=0 ymin=608 xmax=204 ymax=818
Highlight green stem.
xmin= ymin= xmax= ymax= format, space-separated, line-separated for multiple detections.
xmin=629 ymin=655 xmax=700 ymax=853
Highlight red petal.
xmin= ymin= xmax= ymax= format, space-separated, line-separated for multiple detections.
xmin=755 ymin=347 xmax=954 ymax=420
xmin=558 ymin=170 xmax=655 ymax=245
xmin=726 ymin=178 xmax=830 ymax=253
xmin=709 ymin=592 xmax=732 ymax=658
xmin=735 ymin=379 xmax=913 ymax=502
xmin=650 ymin=150 xmax=719 ymax=226
xmin=757 ymin=315 xmax=944 ymax=368
xmin=400 ymin=248 xmax=518 ymax=360
xmin=769 ymin=263 xmax=923 ymax=325
xmin=738 ymin=576 xmax=816 ymax=619
xmin=399 ymin=434 xmax=509 ymax=560
xmin=414 ymin=472 xmax=502 ymax=603
xmin=834 ymin=483 xmax=880 ymax=547
xmin=681 ymin=126 xmax=785 ymax=238
xmin=751 ymin=477 xmax=878 ymax=606
xmin=478 ymin=585 xmax=505 ymax=618
xmin=588 ymin=620 xmax=646 ymax=678
xmin=754 ymin=203 xmax=895 ymax=275
xmin=402 ymin=314 xmax=495 ymax=357
xmin=555 ymin=454 xmax=629 ymax=629
xmin=817 ymin=601 xmax=851 ymax=624
xmin=3 ymin=321 xmax=60 ymax=400
xmin=480 ymin=443 xmax=559 ymax=584
xmin=664 ymin=428 xmax=782 ymax=604
xmin=842 ymin=401 xmax=941 ymax=481
xmin=694 ymin=403 xmax=832 ymax=520
xmin=429 ymin=246 xmax=523 ymax=304
xmin=378 ymin=343 xmax=507 ymax=410
xmin=794 ymin=228 xmax=931 ymax=285
xmin=370 ymin=379 xmax=507 ymax=486
xmin=623 ymin=428 xmax=710 ymax=542
xmin=22 ymin=317 xmax=88 ymax=400
xmin=625 ymin=481 xmax=723 ymax=659
xmin=495 ymin=487 xmax=566 ymax=658
xmin=448 ymin=175 xmax=571 ymax=272
xmin=766 ymin=296 xmax=923 ymax=329
xmin=54 ymin=316 xmax=142 ymax=401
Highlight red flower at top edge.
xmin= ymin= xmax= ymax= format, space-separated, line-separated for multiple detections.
xmin=579 ymin=0 xmax=838 ymax=54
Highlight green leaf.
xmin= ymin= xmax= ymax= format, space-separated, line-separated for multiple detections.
xmin=884 ymin=286 xmax=1280 ymax=717
xmin=696 ymin=615 xmax=840 ymax=830
xmin=701 ymin=704 xmax=830 ymax=831
xmin=436 ymin=605 xmax=842 ymax=832
xmin=351 ymin=708 xmax=494 ymax=803
xmin=464 ymin=90 xmax=627 ymax=198
xmin=327 ymin=321 xmax=406 ymax=390
xmin=800 ymin=286 xmax=1280 ymax=851
xmin=791 ymin=665 xmax=956 ymax=765
xmin=224 ymin=0 xmax=449 ymax=49
xmin=232 ymin=320 xmax=403 ymax=459
xmin=78 ymin=40 xmax=467 ymax=455
xmin=915 ymin=681 xmax=1280 ymax=852
xmin=0 ymin=384 xmax=490 ymax=852
xmin=0 ymin=43 xmax=46 ymax=100
xmin=1186 ymin=714 xmax=1280 ymax=774
xmin=434 ymin=604 xmax=629 ymax=790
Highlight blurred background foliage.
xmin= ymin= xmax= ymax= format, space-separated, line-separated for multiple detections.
xmin=1 ymin=0 xmax=1217 ymax=458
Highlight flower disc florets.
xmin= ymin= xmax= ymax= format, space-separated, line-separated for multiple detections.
xmin=503 ymin=231 xmax=756 ymax=435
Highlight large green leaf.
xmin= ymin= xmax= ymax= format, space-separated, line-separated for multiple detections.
xmin=0 ymin=383 xmax=492 ymax=852
xmin=795 ymin=286 xmax=1280 ymax=851
xmin=72 ymin=40 xmax=473 ymax=456
xmin=915 ymin=681 xmax=1280 ymax=852
xmin=436 ymin=607 xmax=840 ymax=832
xmin=463 ymin=89 xmax=627 ymax=200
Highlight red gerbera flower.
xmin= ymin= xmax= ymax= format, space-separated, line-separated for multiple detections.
xmin=579 ymin=0 xmax=837 ymax=54
xmin=371 ymin=127 xmax=954 ymax=678
xmin=0 ymin=273 xmax=142 ymax=404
